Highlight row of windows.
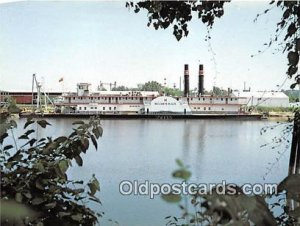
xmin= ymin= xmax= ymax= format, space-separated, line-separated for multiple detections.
xmin=71 ymin=96 xmax=238 ymax=102
xmin=72 ymin=97 xmax=147 ymax=101
xmin=78 ymin=106 xmax=117 ymax=111
xmin=187 ymin=97 xmax=238 ymax=101
xmin=193 ymin=107 xmax=225 ymax=111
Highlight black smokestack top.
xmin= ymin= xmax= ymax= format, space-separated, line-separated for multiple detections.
xmin=198 ymin=64 xmax=204 ymax=96
xmin=184 ymin=64 xmax=189 ymax=71
xmin=184 ymin=64 xmax=189 ymax=97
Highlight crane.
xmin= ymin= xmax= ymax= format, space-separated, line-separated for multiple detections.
xmin=98 ymin=81 xmax=117 ymax=91
xmin=31 ymin=74 xmax=55 ymax=112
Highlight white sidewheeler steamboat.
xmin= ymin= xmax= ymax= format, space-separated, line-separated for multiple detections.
xmin=51 ymin=64 xmax=261 ymax=119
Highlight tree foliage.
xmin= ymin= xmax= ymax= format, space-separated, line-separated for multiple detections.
xmin=163 ymin=87 xmax=183 ymax=96
xmin=126 ymin=1 xmax=227 ymax=41
xmin=127 ymin=0 xmax=300 ymax=89
xmin=163 ymin=159 xmax=300 ymax=226
xmin=4 ymin=97 xmax=21 ymax=114
xmin=111 ymin=86 xmax=130 ymax=91
xmin=141 ymin=80 xmax=163 ymax=91
xmin=0 ymin=113 xmax=103 ymax=225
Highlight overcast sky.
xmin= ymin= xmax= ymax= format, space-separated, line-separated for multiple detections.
xmin=0 ymin=1 xmax=293 ymax=92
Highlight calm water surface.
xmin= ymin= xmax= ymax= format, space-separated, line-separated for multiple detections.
xmin=15 ymin=118 xmax=291 ymax=226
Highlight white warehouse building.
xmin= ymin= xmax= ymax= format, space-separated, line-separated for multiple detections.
xmin=232 ymin=91 xmax=289 ymax=108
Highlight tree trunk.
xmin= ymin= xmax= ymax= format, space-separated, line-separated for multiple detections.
xmin=287 ymin=110 xmax=300 ymax=216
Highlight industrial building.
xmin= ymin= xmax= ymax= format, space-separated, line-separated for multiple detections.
xmin=232 ymin=91 xmax=290 ymax=108
xmin=0 ymin=90 xmax=62 ymax=105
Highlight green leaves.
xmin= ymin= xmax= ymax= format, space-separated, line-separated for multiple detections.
xmin=3 ymin=145 xmax=13 ymax=151
xmin=288 ymin=51 xmax=299 ymax=66
xmin=90 ymin=135 xmax=98 ymax=150
xmin=172 ymin=169 xmax=191 ymax=180
xmin=161 ymin=193 xmax=182 ymax=203
xmin=88 ymin=175 xmax=100 ymax=196
xmin=71 ymin=213 xmax=83 ymax=222
xmin=0 ymin=132 xmax=8 ymax=144
xmin=75 ymin=155 xmax=83 ymax=166
xmin=15 ymin=193 xmax=23 ymax=203
xmin=285 ymin=22 xmax=297 ymax=40
xmin=44 ymin=202 xmax=57 ymax=209
xmin=58 ymin=160 xmax=69 ymax=174
xmin=37 ymin=120 xmax=51 ymax=128
xmin=1 ymin=114 xmax=103 ymax=225
xmin=24 ymin=119 xmax=34 ymax=129
xmin=7 ymin=151 xmax=23 ymax=162
xmin=287 ymin=65 xmax=298 ymax=77
xmin=31 ymin=197 xmax=45 ymax=205
xmin=92 ymin=126 xmax=103 ymax=139
xmin=128 ymin=1 xmax=227 ymax=42
xmin=54 ymin=136 xmax=68 ymax=143
xmin=175 ymin=159 xmax=184 ymax=167
xmin=172 ymin=159 xmax=191 ymax=180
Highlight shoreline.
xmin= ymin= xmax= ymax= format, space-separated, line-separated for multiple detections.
xmin=18 ymin=112 xmax=263 ymax=120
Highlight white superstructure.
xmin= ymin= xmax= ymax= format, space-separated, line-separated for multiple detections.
xmin=144 ymin=96 xmax=192 ymax=114
xmin=55 ymin=83 xmax=247 ymax=115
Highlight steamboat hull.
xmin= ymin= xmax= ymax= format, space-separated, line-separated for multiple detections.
xmin=19 ymin=113 xmax=262 ymax=120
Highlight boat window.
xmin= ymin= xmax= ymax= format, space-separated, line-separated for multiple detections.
xmin=84 ymin=107 xmax=86 ymax=110
xmin=91 ymin=107 xmax=93 ymax=109
xmin=95 ymin=107 xmax=97 ymax=109
xmin=231 ymin=98 xmax=233 ymax=101
xmin=79 ymin=107 xmax=81 ymax=110
xmin=73 ymin=97 xmax=75 ymax=100
xmin=204 ymin=107 xmax=206 ymax=110
xmin=208 ymin=107 xmax=211 ymax=110
xmin=114 ymin=107 xmax=116 ymax=110
xmin=203 ymin=98 xmax=205 ymax=101
xmin=103 ymin=107 xmax=105 ymax=110
xmin=221 ymin=98 xmax=223 ymax=101
xmin=109 ymin=107 xmax=111 ymax=110
xmin=222 ymin=108 xmax=224 ymax=110
xmin=98 ymin=97 xmax=100 ymax=100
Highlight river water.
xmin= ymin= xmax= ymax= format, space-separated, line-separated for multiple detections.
xmin=14 ymin=118 xmax=291 ymax=226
